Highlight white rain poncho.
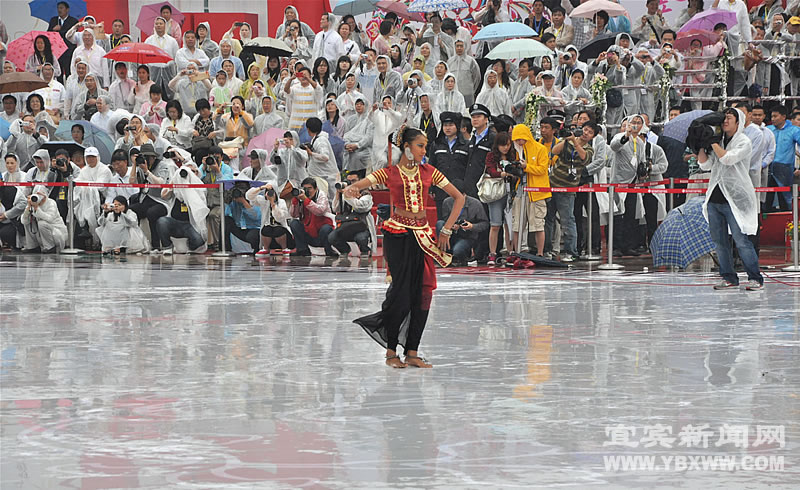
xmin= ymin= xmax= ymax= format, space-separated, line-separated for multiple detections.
xmin=73 ymin=153 xmax=112 ymax=234
xmin=475 ymin=69 xmax=511 ymax=118
xmin=342 ymin=100 xmax=374 ymax=172
xmin=21 ymin=185 xmax=67 ymax=251
xmin=98 ymin=206 xmax=150 ymax=253
xmin=167 ymin=164 xmax=210 ymax=240
xmin=699 ymin=108 xmax=758 ymax=235
xmin=368 ymin=96 xmax=404 ymax=172
xmin=438 ymin=73 xmax=466 ymax=114
xmin=268 ymin=130 xmax=309 ymax=190
xmin=254 ymin=95 xmax=288 ymax=134
xmin=245 ymin=183 xmax=292 ymax=234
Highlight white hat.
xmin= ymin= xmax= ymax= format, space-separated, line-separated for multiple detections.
xmin=85 ymin=146 xmax=100 ymax=157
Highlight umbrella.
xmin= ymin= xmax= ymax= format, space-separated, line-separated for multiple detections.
xmin=662 ymin=109 xmax=711 ymax=143
xmin=136 ymin=1 xmax=185 ymax=39
xmin=651 ymin=197 xmax=714 ymax=269
xmin=408 ymin=0 xmax=468 ymax=13
xmin=473 ymin=22 xmax=537 ymax=41
xmin=678 ymin=9 xmax=737 ymax=34
xmin=570 ymin=0 xmax=627 ymax=19
xmin=39 ymin=141 xmax=85 ymax=158
xmin=5 ymin=32 xmax=68 ymax=73
xmin=28 ymin=0 xmax=87 ymax=22
xmin=333 ymin=0 xmax=380 ymax=16
xmin=54 ymin=120 xmax=115 ymax=163
xmin=104 ymin=43 xmax=173 ymax=64
xmin=242 ymin=127 xmax=286 ymax=169
xmin=486 ymin=38 xmax=552 ymax=60
xmin=0 ymin=118 xmax=10 ymax=140
xmin=515 ymin=251 xmax=569 ymax=268
xmin=674 ymin=29 xmax=720 ymax=52
xmin=577 ymin=32 xmax=639 ymax=62
xmin=376 ymin=1 xmax=426 ymax=22
xmin=0 ymin=72 xmax=48 ymax=94
xmin=241 ymin=37 xmax=293 ymax=58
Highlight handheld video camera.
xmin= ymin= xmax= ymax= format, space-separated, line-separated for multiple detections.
xmin=558 ymin=125 xmax=583 ymax=139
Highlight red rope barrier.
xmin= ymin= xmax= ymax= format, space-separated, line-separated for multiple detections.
xmin=0 ymin=181 xmax=217 ymax=189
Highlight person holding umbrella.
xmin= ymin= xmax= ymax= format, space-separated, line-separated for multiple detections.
xmin=25 ymin=35 xmax=62 ymax=79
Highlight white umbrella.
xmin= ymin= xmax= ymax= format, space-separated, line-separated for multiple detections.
xmin=570 ymin=0 xmax=627 ymax=19
xmin=486 ymin=38 xmax=551 ymax=60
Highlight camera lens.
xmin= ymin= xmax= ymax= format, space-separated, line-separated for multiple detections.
xmin=179 ymin=168 xmax=188 ymax=178
xmin=164 ymin=151 xmax=175 ymax=159
xmin=291 ymin=188 xmax=301 ymax=197
xmin=335 ymin=182 xmax=347 ymax=190
xmin=135 ymin=155 xmax=145 ymax=165
xmin=30 ymin=195 xmax=39 ymax=203
xmin=232 ymin=188 xmax=243 ymax=199
xmin=266 ymin=188 xmax=276 ymax=198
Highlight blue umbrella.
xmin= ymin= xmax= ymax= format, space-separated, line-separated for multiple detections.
xmin=28 ymin=0 xmax=88 ymax=23
xmin=54 ymin=120 xmax=115 ymax=164
xmin=473 ymin=22 xmax=537 ymax=41
xmin=333 ymin=0 xmax=380 ymax=16
xmin=408 ymin=0 xmax=468 ymax=13
xmin=0 ymin=117 xmax=10 ymax=140
xmin=662 ymin=109 xmax=710 ymax=143
xmin=650 ymin=197 xmax=714 ymax=269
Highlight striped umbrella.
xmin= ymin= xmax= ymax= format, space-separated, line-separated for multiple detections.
xmin=407 ymin=0 xmax=468 ymax=13
xmin=650 ymin=197 xmax=715 ymax=269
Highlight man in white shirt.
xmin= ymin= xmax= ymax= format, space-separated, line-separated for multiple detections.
xmin=89 ymin=95 xmax=114 ymax=137
xmin=70 ymin=29 xmax=109 ymax=87
xmin=312 ymin=13 xmax=344 ymax=67
xmin=175 ymin=30 xmax=209 ymax=71
xmin=144 ymin=17 xmax=179 ymax=95
xmin=105 ymin=149 xmax=136 ymax=205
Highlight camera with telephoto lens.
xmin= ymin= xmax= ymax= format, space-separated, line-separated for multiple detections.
xmin=30 ymin=195 xmax=39 ymax=204
xmin=290 ymin=188 xmax=302 ymax=197
xmin=408 ymin=77 xmax=418 ymax=88
xmin=558 ymin=125 xmax=583 ymax=139
xmin=637 ymin=157 xmax=653 ymax=181
xmin=135 ymin=155 xmax=146 ymax=166
xmin=335 ymin=181 xmax=348 ymax=190
xmin=163 ymin=151 xmax=176 ymax=160
xmin=203 ymin=155 xmax=219 ymax=167
xmin=231 ymin=188 xmax=244 ymax=199
xmin=266 ymin=188 xmax=276 ymax=198
xmin=179 ymin=168 xmax=189 ymax=179
xmin=503 ymin=161 xmax=524 ymax=181
xmin=55 ymin=157 xmax=68 ymax=168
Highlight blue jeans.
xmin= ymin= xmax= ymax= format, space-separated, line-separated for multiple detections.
xmin=707 ymin=202 xmax=763 ymax=285
xmin=544 ymin=192 xmax=577 ymax=257
xmin=767 ymin=162 xmax=793 ymax=210
xmin=156 ymin=217 xmax=205 ymax=250
xmin=289 ymin=220 xmax=335 ymax=254
xmin=436 ymin=220 xmax=475 ymax=261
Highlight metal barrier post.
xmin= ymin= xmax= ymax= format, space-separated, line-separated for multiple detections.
xmin=581 ymin=185 xmax=601 ymax=261
xmin=668 ymin=177 xmax=674 ymax=212
xmin=61 ymin=181 xmax=83 ymax=255
xmin=783 ymin=184 xmax=800 ymax=272
xmin=516 ymin=190 xmax=528 ymax=254
xmin=212 ymin=181 xmax=233 ymax=258
xmin=598 ymin=186 xmax=624 ymax=270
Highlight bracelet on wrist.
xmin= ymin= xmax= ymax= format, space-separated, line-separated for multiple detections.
xmin=441 ymin=228 xmax=453 ymax=236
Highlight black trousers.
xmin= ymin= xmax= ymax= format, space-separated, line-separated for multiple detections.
xmin=130 ymin=195 xmax=168 ymax=248
xmin=0 ymin=221 xmax=21 ymax=248
xmin=615 ymin=193 xmax=659 ymax=251
xmin=354 ymin=232 xmax=429 ymax=353
xmin=574 ymin=192 xmax=600 ymax=253
xmin=328 ymin=220 xmax=370 ymax=254
xmin=224 ymin=216 xmax=260 ymax=251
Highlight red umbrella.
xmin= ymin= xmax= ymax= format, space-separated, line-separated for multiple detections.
xmin=135 ymin=1 xmax=185 ymax=39
xmin=674 ymin=29 xmax=720 ymax=52
xmin=5 ymin=31 xmax=68 ymax=73
xmin=103 ymin=43 xmax=173 ymax=64
xmin=376 ymin=1 xmax=426 ymax=22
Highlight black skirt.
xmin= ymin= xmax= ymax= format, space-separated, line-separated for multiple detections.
xmin=354 ymin=231 xmax=425 ymax=351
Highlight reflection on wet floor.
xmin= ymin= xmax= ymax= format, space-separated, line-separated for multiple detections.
xmin=1 ymin=254 xmax=798 ymax=488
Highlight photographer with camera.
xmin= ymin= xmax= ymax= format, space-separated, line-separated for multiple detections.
xmin=21 ymin=185 xmax=67 ymax=253
xmin=285 ymin=66 xmax=323 ymax=131
xmin=698 ymin=107 xmax=763 ymax=290
xmin=46 ymin=148 xmax=80 ymax=221
xmin=197 ymin=149 xmax=226 ymax=250
xmin=609 ymin=114 xmax=668 ymax=257
xmin=436 ymin=193 xmax=489 ymax=267
xmin=304 ymin=117 xmax=340 ymax=201
xmin=268 ymin=132 xmax=310 ymax=197
xmin=588 ymin=46 xmax=627 ymax=125
xmin=329 ymin=171 xmax=375 ymax=257
xmin=7 ymin=115 xmax=48 ymax=168
xmin=289 ymin=177 xmax=336 ymax=257
xmin=72 ymin=147 xmax=111 ymax=247
xmin=0 ymin=168 xmax=27 ymax=250
xmin=128 ymin=143 xmax=178 ymax=253
xmin=224 ymin=182 xmax=262 ymax=253
xmin=105 ymin=150 xmax=135 ymax=205
xmin=246 ymin=179 xmax=293 ymax=255
xmin=546 ymin=122 xmax=596 ymax=262
xmin=156 ymin=163 xmax=209 ymax=254
xmin=168 ymin=63 xmax=211 ymax=120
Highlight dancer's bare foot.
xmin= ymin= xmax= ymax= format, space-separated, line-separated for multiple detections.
xmin=404 ymin=355 xmax=432 ymax=368
xmin=385 ymin=351 xmax=407 ymax=368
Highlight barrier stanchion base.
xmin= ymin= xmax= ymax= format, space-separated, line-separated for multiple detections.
xmin=60 ymin=248 xmax=83 ymax=255
xmin=597 ymin=263 xmax=624 ymax=271
xmin=211 ymin=251 xmax=234 ymax=258
xmin=782 ymin=265 xmax=800 ymax=272
xmin=579 ymin=253 xmax=602 ymax=261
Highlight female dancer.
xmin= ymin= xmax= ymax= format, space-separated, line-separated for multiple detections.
xmin=346 ymin=126 xmax=465 ymax=368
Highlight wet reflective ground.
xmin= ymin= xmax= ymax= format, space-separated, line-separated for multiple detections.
xmin=1 ymin=254 xmax=799 ymax=488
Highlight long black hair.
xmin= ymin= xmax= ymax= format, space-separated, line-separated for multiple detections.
xmin=312 ymin=57 xmax=330 ymax=87
xmin=34 ymin=35 xmax=55 ymax=65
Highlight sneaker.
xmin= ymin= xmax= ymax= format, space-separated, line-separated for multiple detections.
xmin=282 ymin=248 xmax=292 ymax=255
xmin=161 ymin=247 xmax=173 ymax=255
xmin=561 ymin=254 xmax=575 ymax=263
xmin=713 ymin=280 xmax=738 ymax=290
xmin=487 ymin=253 xmax=497 ymax=265
xmin=745 ymin=280 xmax=764 ymax=291
xmin=255 ymin=249 xmax=270 ymax=256
xmin=149 ymin=249 xmax=161 ymax=255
